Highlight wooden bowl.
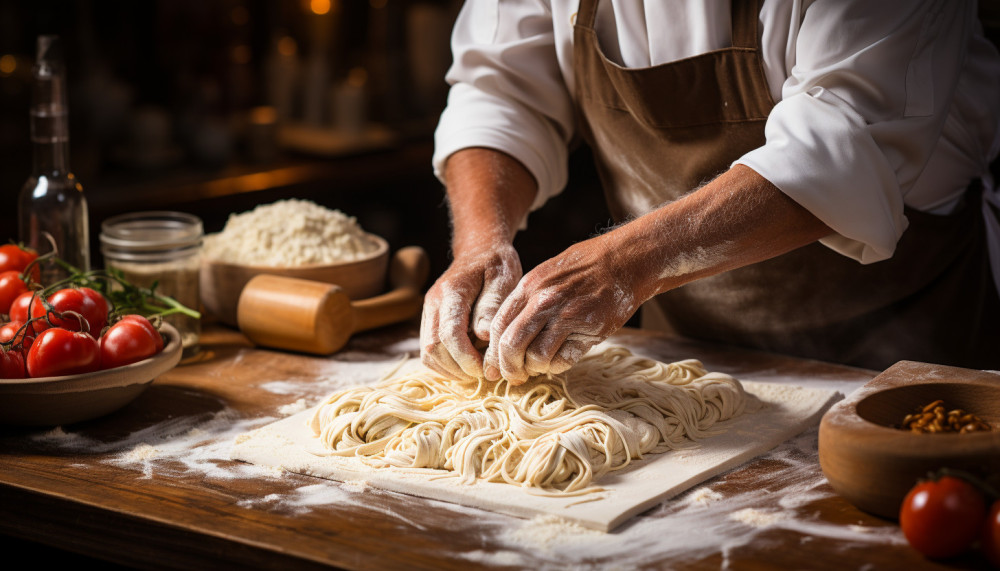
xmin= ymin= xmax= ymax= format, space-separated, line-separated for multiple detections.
xmin=199 ymin=233 xmax=389 ymax=326
xmin=819 ymin=360 xmax=1000 ymax=519
xmin=0 ymin=323 xmax=183 ymax=426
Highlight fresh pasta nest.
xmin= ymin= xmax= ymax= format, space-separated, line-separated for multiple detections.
xmin=309 ymin=345 xmax=747 ymax=495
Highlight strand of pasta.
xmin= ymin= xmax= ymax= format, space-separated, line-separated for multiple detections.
xmin=308 ymin=345 xmax=747 ymax=494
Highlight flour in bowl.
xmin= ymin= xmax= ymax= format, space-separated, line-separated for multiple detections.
xmin=202 ymin=199 xmax=379 ymax=265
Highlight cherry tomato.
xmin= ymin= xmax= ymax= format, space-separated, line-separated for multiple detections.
xmin=81 ymin=287 xmax=110 ymax=333
xmin=8 ymin=291 xmax=34 ymax=323
xmin=0 ymin=270 xmax=28 ymax=315
xmin=26 ymin=327 xmax=100 ymax=377
xmin=0 ymin=348 xmax=25 ymax=379
xmin=900 ymin=475 xmax=988 ymax=559
xmin=983 ymin=500 xmax=1000 ymax=567
xmin=31 ymin=287 xmax=108 ymax=337
xmin=0 ymin=320 xmax=35 ymax=354
xmin=0 ymin=244 xmax=38 ymax=281
xmin=100 ymin=315 xmax=163 ymax=369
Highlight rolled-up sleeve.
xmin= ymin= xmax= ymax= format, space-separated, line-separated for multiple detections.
xmin=433 ymin=0 xmax=575 ymax=212
xmin=737 ymin=0 xmax=978 ymax=263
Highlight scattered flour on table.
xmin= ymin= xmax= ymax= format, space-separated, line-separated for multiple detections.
xmin=12 ymin=338 xmax=902 ymax=569
xmin=728 ymin=508 xmax=787 ymax=527
xmin=503 ymin=515 xmax=604 ymax=552
xmin=341 ymin=479 xmax=370 ymax=492
xmin=259 ymin=359 xmax=400 ymax=399
xmin=42 ymin=426 xmax=71 ymax=439
xmin=690 ymin=487 xmax=724 ymax=505
xmin=122 ymin=443 xmax=160 ymax=462
xmin=277 ymin=398 xmax=309 ymax=416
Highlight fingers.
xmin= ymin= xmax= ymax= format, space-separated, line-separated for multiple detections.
xmin=485 ymin=290 xmax=549 ymax=385
xmin=483 ymin=281 xmax=527 ymax=380
xmin=524 ymin=328 xmax=569 ymax=377
xmin=419 ymin=281 xmax=483 ymax=382
xmin=549 ymin=334 xmax=601 ymax=374
xmin=470 ymin=258 xmax=520 ymax=342
xmin=437 ymin=290 xmax=484 ymax=378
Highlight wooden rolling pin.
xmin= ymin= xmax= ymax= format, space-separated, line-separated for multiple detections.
xmin=236 ymin=246 xmax=430 ymax=355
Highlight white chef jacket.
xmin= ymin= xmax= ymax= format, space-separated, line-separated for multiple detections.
xmin=433 ymin=0 xmax=1000 ymax=269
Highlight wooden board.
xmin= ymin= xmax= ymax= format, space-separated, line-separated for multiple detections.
xmin=233 ymin=379 xmax=839 ymax=531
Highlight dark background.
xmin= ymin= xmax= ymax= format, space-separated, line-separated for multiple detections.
xmin=0 ymin=0 xmax=611 ymax=281
xmin=1 ymin=0 xmax=999 ymax=566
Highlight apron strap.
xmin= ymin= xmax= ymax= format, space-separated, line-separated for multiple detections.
xmin=576 ymin=0 xmax=599 ymax=29
xmin=731 ymin=0 xmax=762 ymax=49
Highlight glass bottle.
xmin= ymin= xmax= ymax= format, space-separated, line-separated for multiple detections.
xmin=18 ymin=35 xmax=90 ymax=283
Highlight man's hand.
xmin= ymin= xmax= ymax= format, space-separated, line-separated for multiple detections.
xmin=420 ymin=244 xmax=522 ymax=381
xmin=419 ymin=147 xmax=538 ymax=381
xmin=483 ymin=235 xmax=639 ymax=384
xmin=481 ymin=165 xmax=832 ymax=385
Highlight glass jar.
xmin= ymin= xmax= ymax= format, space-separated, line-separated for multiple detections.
xmin=100 ymin=211 xmax=203 ymax=356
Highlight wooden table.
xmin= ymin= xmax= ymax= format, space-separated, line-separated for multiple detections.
xmin=0 ymin=325 xmax=984 ymax=570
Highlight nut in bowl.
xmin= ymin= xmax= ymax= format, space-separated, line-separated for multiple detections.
xmin=199 ymin=233 xmax=389 ymax=326
xmin=818 ymin=360 xmax=1000 ymax=519
xmin=0 ymin=323 xmax=182 ymax=426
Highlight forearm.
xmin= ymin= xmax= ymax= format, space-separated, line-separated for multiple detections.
xmin=481 ymin=164 xmax=833 ymax=383
xmin=443 ymin=148 xmax=539 ymax=256
xmin=604 ymin=164 xmax=833 ymax=302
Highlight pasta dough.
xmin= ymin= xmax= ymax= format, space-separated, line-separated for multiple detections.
xmin=309 ymin=345 xmax=747 ymax=494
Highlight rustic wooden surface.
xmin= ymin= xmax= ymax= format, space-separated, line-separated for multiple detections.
xmin=0 ymin=324 xmax=990 ymax=570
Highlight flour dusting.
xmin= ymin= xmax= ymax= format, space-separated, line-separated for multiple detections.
xmin=277 ymin=398 xmax=309 ymax=416
xmin=3 ymin=331 xmax=901 ymax=568
xmin=122 ymin=443 xmax=160 ymax=462
xmin=729 ymin=508 xmax=787 ymax=527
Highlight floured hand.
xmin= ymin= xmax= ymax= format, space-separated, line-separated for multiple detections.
xmin=483 ymin=236 xmax=641 ymax=384
xmin=420 ymin=243 xmax=522 ymax=381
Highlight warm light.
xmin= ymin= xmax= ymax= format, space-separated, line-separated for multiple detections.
xmin=370 ymin=0 xmax=386 ymax=8
xmin=0 ymin=54 xmax=16 ymax=75
xmin=230 ymin=5 xmax=249 ymax=26
xmin=249 ymin=106 xmax=277 ymax=125
xmin=310 ymin=0 xmax=330 ymax=15
xmin=346 ymin=67 xmax=367 ymax=88
xmin=232 ymin=44 xmax=252 ymax=65
xmin=277 ymin=36 xmax=297 ymax=57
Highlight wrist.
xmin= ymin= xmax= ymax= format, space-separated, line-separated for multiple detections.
xmin=593 ymin=229 xmax=660 ymax=309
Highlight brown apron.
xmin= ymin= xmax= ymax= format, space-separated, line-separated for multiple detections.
xmin=572 ymin=0 xmax=1000 ymax=369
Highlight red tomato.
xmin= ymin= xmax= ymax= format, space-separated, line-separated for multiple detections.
xmin=31 ymin=287 xmax=108 ymax=337
xmin=983 ymin=500 xmax=1000 ymax=567
xmin=100 ymin=315 xmax=163 ymax=369
xmin=900 ymin=475 xmax=988 ymax=559
xmin=0 ymin=320 xmax=35 ymax=354
xmin=81 ymin=287 xmax=110 ymax=333
xmin=119 ymin=314 xmax=164 ymax=352
xmin=0 ymin=244 xmax=38 ymax=281
xmin=26 ymin=327 xmax=100 ymax=377
xmin=0 ymin=348 xmax=25 ymax=379
xmin=0 ymin=270 xmax=28 ymax=315
xmin=8 ymin=291 xmax=34 ymax=323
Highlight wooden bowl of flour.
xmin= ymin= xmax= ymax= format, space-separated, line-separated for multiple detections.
xmin=818 ymin=360 xmax=1000 ymax=520
xmin=200 ymin=233 xmax=389 ymax=326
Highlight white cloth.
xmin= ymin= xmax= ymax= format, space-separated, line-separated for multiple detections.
xmin=433 ymin=0 xmax=1000 ymax=266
